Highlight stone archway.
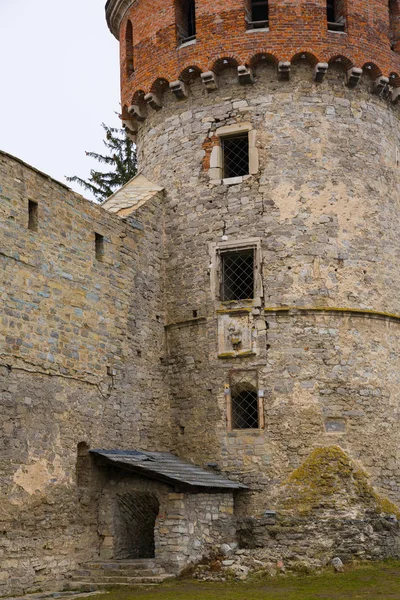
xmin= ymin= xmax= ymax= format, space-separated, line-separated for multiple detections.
xmin=113 ymin=491 xmax=160 ymax=560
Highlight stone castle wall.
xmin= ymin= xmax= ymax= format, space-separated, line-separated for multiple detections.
xmin=0 ymin=151 xmax=170 ymax=594
xmin=134 ymin=62 xmax=400 ymax=518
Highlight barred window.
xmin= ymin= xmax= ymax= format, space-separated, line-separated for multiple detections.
xmin=229 ymin=371 xmax=260 ymax=430
xmin=222 ymin=134 xmax=250 ymax=179
xmin=221 ymin=248 xmax=254 ymax=301
xmin=248 ymin=0 xmax=269 ymax=29
xmin=327 ymin=0 xmax=345 ymax=31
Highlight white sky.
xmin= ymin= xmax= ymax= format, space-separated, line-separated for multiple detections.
xmin=0 ymin=0 xmax=121 ymax=200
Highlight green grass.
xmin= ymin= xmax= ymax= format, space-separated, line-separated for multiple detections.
xmin=89 ymin=561 xmax=400 ymax=600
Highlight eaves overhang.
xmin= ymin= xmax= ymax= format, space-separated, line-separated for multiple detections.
xmin=105 ymin=0 xmax=136 ymax=39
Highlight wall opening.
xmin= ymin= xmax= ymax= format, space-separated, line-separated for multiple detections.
xmin=28 ymin=200 xmax=38 ymax=231
xmin=247 ymin=0 xmax=269 ymax=29
xmin=76 ymin=442 xmax=91 ymax=488
xmin=389 ymin=0 xmax=400 ymax=52
xmin=95 ymin=233 xmax=104 ymax=261
xmin=228 ymin=370 xmax=262 ymax=430
xmin=114 ymin=492 xmax=160 ymax=560
xmin=220 ymin=248 xmax=255 ymax=301
xmin=176 ymin=0 xmax=196 ymax=45
xmin=125 ymin=20 xmax=134 ymax=76
xmin=222 ymin=133 xmax=250 ymax=178
xmin=231 ymin=384 xmax=259 ymax=429
xmin=327 ymin=0 xmax=346 ymax=31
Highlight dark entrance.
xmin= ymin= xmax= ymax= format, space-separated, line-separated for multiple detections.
xmin=114 ymin=491 xmax=160 ymax=559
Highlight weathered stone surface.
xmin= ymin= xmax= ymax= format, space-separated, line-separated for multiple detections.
xmin=2 ymin=39 xmax=400 ymax=600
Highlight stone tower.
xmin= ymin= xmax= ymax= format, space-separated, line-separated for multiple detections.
xmin=106 ymin=0 xmax=400 ymax=546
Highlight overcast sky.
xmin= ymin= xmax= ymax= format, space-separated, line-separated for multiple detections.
xmin=0 ymin=0 xmax=121 ymax=200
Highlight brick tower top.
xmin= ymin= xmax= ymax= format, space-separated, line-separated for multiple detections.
xmin=106 ymin=0 xmax=400 ymax=114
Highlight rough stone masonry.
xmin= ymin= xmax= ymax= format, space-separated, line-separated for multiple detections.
xmin=2 ymin=0 xmax=400 ymax=595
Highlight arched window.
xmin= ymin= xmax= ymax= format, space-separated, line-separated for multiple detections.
xmin=228 ymin=371 xmax=262 ymax=430
xmin=125 ymin=20 xmax=134 ymax=76
xmin=389 ymin=0 xmax=400 ymax=52
xmin=176 ymin=0 xmax=196 ymax=45
xmin=247 ymin=0 xmax=269 ymax=30
xmin=327 ymin=0 xmax=346 ymax=32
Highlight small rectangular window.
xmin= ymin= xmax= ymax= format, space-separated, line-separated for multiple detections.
xmin=95 ymin=233 xmax=104 ymax=261
xmin=248 ymin=0 xmax=269 ymax=29
xmin=327 ymin=0 xmax=345 ymax=31
xmin=229 ymin=370 xmax=261 ymax=430
xmin=28 ymin=200 xmax=38 ymax=231
xmin=177 ymin=0 xmax=196 ymax=44
xmin=221 ymin=248 xmax=254 ymax=301
xmin=222 ymin=133 xmax=249 ymax=179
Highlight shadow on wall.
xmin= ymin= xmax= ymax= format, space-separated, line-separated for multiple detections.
xmin=114 ymin=491 xmax=160 ymax=559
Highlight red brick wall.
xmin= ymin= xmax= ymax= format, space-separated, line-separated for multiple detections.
xmin=117 ymin=0 xmax=400 ymax=106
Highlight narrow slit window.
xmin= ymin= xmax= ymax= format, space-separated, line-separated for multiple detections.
xmin=95 ymin=233 xmax=104 ymax=261
xmin=221 ymin=248 xmax=255 ymax=301
xmin=126 ymin=20 xmax=134 ymax=76
xmin=177 ymin=0 xmax=196 ymax=45
xmin=248 ymin=0 xmax=269 ymax=29
xmin=76 ymin=442 xmax=91 ymax=488
xmin=327 ymin=0 xmax=346 ymax=31
xmin=389 ymin=0 xmax=400 ymax=51
xmin=222 ymin=133 xmax=250 ymax=179
xmin=28 ymin=200 xmax=38 ymax=231
xmin=229 ymin=371 xmax=260 ymax=430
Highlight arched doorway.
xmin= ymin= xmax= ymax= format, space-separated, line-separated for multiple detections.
xmin=113 ymin=491 xmax=160 ymax=560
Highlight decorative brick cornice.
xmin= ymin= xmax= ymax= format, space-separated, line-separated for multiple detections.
xmin=105 ymin=0 xmax=135 ymax=39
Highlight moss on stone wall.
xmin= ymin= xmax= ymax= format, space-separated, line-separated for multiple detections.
xmin=280 ymin=446 xmax=400 ymax=518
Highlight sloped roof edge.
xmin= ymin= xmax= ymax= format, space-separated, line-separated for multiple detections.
xmin=101 ymin=172 xmax=164 ymax=215
xmin=91 ymin=448 xmax=247 ymax=491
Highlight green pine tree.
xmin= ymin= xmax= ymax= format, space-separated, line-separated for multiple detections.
xmin=66 ymin=122 xmax=137 ymax=203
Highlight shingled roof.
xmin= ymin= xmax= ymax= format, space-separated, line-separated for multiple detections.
xmin=91 ymin=449 xmax=247 ymax=491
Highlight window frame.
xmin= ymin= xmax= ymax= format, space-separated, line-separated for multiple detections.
xmin=176 ymin=0 xmax=197 ymax=46
xmin=247 ymin=0 xmax=269 ymax=30
xmin=226 ymin=370 xmax=264 ymax=431
xmin=220 ymin=247 xmax=255 ymax=302
xmin=327 ymin=0 xmax=346 ymax=32
xmin=221 ymin=133 xmax=250 ymax=179
xmin=209 ymin=238 xmax=263 ymax=306
xmin=209 ymin=122 xmax=259 ymax=185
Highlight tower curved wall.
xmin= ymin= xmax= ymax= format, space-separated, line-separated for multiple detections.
xmin=134 ymin=63 xmax=400 ymax=513
xmin=108 ymin=0 xmax=400 ymax=559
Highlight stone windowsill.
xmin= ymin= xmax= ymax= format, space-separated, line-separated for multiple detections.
xmin=245 ymin=27 xmax=270 ymax=33
xmin=178 ymin=39 xmax=197 ymax=49
xmin=228 ymin=428 xmax=264 ymax=436
xmin=218 ymin=351 xmax=256 ymax=359
xmin=222 ymin=174 xmax=251 ymax=186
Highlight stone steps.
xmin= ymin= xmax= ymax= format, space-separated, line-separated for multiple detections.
xmin=74 ymin=568 xmax=159 ymax=577
xmin=66 ymin=559 xmax=175 ymax=590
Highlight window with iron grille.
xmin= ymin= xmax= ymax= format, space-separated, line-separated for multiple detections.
xmin=221 ymin=248 xmax=254 ymax=301
xmin=248 ymin=0 xmax=269 ymax=29
xmin=230 ymin=371 xmax=260 ymax=430
xmin=176 ymin=0 xmax=196 ymax=44
xmin=327 ymin=0 xmax=345 ymax=31
xmin=222 ymin=134 xmax=250 ymax=179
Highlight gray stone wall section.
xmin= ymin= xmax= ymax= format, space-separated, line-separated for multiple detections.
xmin=0 ymin=152 xmax=170 ymax=595
xmin=136 ymin=63 xmax=400 ymax=511
xmin=157 ymin=492 xmax=235 ymax=572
